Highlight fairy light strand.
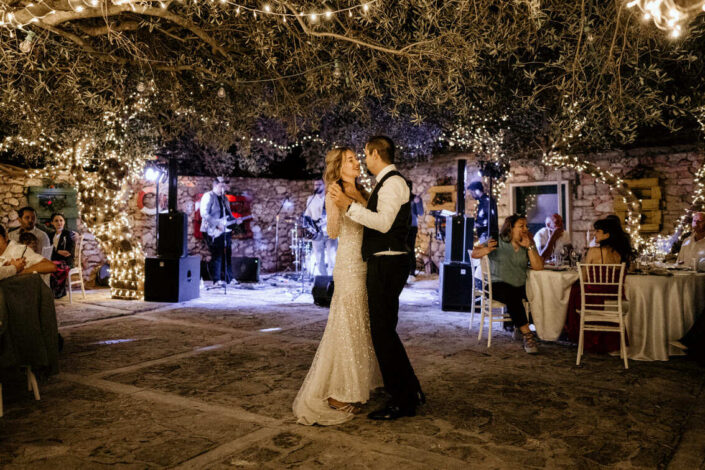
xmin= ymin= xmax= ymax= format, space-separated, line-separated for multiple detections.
xmin=0 ymin=0 xmax=377 ymax=29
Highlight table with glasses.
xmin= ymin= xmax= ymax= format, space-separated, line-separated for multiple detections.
xmin=526 ymin=266 xmax=705 ymax=361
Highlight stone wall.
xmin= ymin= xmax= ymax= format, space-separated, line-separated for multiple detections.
xmin=132 ymin=176 xmax=316 ymax=274
xmin=0 ymin=146 xmax=701 ymax=284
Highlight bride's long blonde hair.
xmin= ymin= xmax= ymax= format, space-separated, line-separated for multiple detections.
xmin=323 ymin=146 xmax=356 ymax=187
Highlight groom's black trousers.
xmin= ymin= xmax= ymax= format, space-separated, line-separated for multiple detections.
xmin=366 ymin=254 xmax=421 ymax=408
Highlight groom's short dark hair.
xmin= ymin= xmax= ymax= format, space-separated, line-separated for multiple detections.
xmin=366 ymin=136 xmax=395 ymax=164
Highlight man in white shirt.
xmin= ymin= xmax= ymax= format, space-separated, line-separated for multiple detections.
xmin=9 ymin=206 xmax=51 ymax=254
xmin=534 ymin=213 xmax=571 ymax=261
xmin=304 ymin=179 xmax=337 ymax=276
xmin=329 ymin=135 xmax=423 ymax=421
xmin=677 ymin=211 xmax=705 ymax=268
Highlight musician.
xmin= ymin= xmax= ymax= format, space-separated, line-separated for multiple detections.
xmin=304 ymin=179 xmax=337 ymax=276
xmin=200 ymin=177 xmax=236 ymax=286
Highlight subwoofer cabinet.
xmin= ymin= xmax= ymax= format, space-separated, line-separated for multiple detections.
xmin=439 ymin=261 xmax=474 ymax=312
xmin=145 ymin=255 xmax=201 ymax=302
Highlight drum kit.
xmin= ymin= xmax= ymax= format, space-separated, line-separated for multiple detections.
xmin=288 ymin=216 xmax=315 ymax=279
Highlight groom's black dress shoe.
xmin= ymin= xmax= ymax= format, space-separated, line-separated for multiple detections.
xmin=367 ymin=405 xmax=416 ymax=420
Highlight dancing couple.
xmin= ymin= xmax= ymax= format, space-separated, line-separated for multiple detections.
xmin=292 ymin=136 xmax=425 ymax=425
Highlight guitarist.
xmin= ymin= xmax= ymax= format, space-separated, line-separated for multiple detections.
xmin=304 ymin=179 xmax=337 ymax=276
xmin=200 ymin=177 xmax=237 ymax=286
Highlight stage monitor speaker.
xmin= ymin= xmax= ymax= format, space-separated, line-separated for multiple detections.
xmin=157 ymin=211 xmax=188 ymax=258
xmin=312 ymin=275 xmax=334 ymax=307
xmin=95 ymin=263 xmax=110 ymax=287
xmin=439 ymin=261 xmax=474 ymax=311
xmin=232 ymin=256 xmax=260 ymax=282
xmin=445 ymin=216 xmax=474 ymax=263
xmin=145 ymin=255 xmax=201 ymax=302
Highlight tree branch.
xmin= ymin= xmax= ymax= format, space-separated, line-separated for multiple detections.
xmin=75 ymin=21 xmax=140 ymax=37
xmin=283 ymin=2 xmax=428 ymax=57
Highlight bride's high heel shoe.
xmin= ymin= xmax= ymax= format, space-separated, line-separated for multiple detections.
xmin=328 ymin=397 xmax=361 ymax=414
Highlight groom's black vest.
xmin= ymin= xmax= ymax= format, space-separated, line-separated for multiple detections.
xmin=361 ymin=170 xmax=413 ymax=261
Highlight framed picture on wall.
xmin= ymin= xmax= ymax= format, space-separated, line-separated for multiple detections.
xmin=509 ymin=181 xmax=571 ymax=235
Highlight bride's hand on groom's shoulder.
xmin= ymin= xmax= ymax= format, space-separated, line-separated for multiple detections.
xmin=328 ymin=184 xmax=352 ymax=209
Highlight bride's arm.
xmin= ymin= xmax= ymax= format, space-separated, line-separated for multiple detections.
xmin=325 ymin=194 xmax=342 ymax=239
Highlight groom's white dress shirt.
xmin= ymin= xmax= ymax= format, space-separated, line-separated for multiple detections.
xmin=347 ymin=164 xmax=410 ymax=256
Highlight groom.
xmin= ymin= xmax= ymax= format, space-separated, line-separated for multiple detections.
xmin=330 ymin=136 xmax=424 ymax=420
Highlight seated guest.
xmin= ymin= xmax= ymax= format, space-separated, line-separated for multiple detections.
xmin=585 ymin=218 xmax=632 ymax=265
xmin=676 ymin=212 xmax=705 ymax=268
xmin=9 ymin=206 xmax=51 ymax=254
xmin=534 ymin=213 xmax=571 ymax=261
xmin=472 ymin=214 xmax=544 ymax=354
xmin=564 ymin=217 xmax=632 ymax=353
xmin=0 ymin=225 xmax=56 ymax=277
xmin=49 ymin=212 xmax=75 ymax=267
xmin=18 ymin=232 xmax=39 ymax=254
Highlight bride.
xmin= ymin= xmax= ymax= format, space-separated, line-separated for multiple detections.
xmin=293 ymin=147 xmax=382 ymax=425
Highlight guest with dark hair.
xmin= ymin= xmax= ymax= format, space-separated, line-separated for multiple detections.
xmin=585 ymin=218 xmax=633 ymax=266
xmin=18 ymin=232 xmax=39 ymax=254
xmin=49 ymin=213 xmax=75 ymax=267
xmin=46 ymin=212 xmax=75 ymax=298
xmin=9 ymin=206 xmax=51 ymax=254
xmin=472 ymin=214 xmax=544 ymax=353
xmin=565 ymin=217 xmax=632 ymax=354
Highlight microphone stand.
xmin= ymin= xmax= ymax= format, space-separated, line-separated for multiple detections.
xmin=274 ymin=197 xmax=291 ymax=273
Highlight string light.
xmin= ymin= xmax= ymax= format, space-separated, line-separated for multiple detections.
xmin=0 ymin=0 xmax=379 ymax=30
xmin=625 ymin=0 xmax=705 ymax=37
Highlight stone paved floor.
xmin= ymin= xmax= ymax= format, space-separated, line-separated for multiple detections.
xmin=1 ymin=274 xmax=704 ymax=469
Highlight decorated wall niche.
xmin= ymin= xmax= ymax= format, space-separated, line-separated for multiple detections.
xmin=28 ymin=184 xmax=78 ymax=231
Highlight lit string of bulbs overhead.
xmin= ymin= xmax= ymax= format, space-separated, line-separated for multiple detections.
xmin=626 ymin=0 xmax=705 ymax=38
xmin=0 ymin=0 xmax=377 ymax=30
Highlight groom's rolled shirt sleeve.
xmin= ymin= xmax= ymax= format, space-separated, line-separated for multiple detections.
xmin=347 ymin=176 xmax=409 ymax=233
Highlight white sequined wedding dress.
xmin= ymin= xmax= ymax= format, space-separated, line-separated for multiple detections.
xmin=293 ymin=196 xmax=382 ymax=426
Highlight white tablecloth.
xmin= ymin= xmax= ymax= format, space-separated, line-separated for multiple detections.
xmin=526 ymin=269 xmax=705 ymax=361
xmin=526 ymin=269 xmax=578 ymax=341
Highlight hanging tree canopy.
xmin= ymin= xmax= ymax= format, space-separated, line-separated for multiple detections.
xmin=1 ymin=0 xmax=705 ymax=172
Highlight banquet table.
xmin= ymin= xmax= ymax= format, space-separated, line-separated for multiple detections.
xmin=526 ymin=268 xmax=705 ymax=361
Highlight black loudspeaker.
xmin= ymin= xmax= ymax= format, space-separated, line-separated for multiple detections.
xmin=232 ymin=256 xmax=260 ymax=282
xmin=439 ymin=262 xmax=474 ymax=311
xmin=95 ymin=263 xmax=110 ymax=286
xmin=145 ymin=255 xmax=201 ymax=302
xmin=445 ymin=216 xmax=475 ymax=263
xmin=157 ymin=211 xmax=188 ymax=258
xmin=312 ymin=275 xmax=334 ymax=307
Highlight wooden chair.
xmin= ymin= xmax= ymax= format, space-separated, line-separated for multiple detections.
xmin=468 ymin=253 xmax=479 ymax=331
xmin=68 ymin=234 xmax=86 ymax=303
xmin=476 ymin=256 xmax=512 ymax=347
xmin=576 ymin=263 xmax=628 ymax=369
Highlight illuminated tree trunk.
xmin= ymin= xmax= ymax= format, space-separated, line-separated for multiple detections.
xmin=70 ymin=144 xmax=145 ymax=300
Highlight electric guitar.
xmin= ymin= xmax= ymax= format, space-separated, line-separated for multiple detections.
xmin=204 ymin=215 xmax=253 ymax=238
xmin=302 ymin=215 xmax=326 ymax=241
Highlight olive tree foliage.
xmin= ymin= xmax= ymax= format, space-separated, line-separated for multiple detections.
xmin=0 ymin=0 xmax=704 ymax=172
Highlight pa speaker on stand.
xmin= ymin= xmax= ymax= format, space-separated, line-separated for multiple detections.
xmin=145 ymin=210 xmax=201 ymax=302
